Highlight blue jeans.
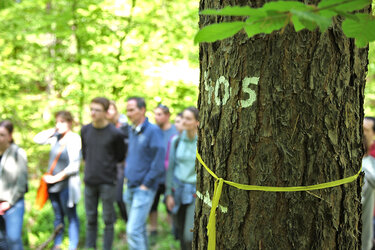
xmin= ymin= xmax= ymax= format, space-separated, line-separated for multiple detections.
xmin=124 ymin=186 xmax=156 ymax=250
xmin=49 ymin=188 xmax=79 ymax=250
xmin=2 ymin=198 xmax=24 ymax=250
xmin=84 ymin=184 xmax=116 ymax=250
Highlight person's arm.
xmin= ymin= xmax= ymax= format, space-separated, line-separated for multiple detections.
xmin=165 ymin=136 xmax=178 ymax=197
xmin=114 ymin=129 xmax=126 ymax=163
xmin=8 ymin=147 xmax=28 ymax=206
xmin=164 ymin=135 xmax=174 ymax=170
xmin=165 ymin=136 xmax=178 ymax=211
xmin=364 ymin=159 xmax=375 ymax=189
xmin=33 ymin=128 xmax=57 ymax=145
xmin=63 ymin=133 xmax=82 ymax=176
xmin=142 ymin=129 xmax=165 ymax=189
xmin=80 ymin=126 xmax=86 ymax=161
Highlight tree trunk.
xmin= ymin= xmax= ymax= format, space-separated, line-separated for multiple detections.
xmin=71 ymin=0 xmax=84 ymax=125
xmin=194 ymin=1 xmax=368 ymax=249
xmin=43 ymin=0 xmax=56 ymax=122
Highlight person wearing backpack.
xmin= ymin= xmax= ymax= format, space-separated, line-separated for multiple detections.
xmin=0 ymin=120 xmax=28 ymax=250
xmin=165 ymin=107 xmax=198 ymax=250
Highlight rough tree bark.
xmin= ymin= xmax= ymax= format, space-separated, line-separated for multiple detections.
xmin=194 ymin=0 xmax=369 ymax=249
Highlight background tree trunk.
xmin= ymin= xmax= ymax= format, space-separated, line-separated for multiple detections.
xmin=71 ymin=0 xmax=84 ymax=125
xmin=194 ymin=0 xmax=369 ymax=249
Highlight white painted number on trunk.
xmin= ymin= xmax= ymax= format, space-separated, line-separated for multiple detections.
xmin=240 ymin=77 xmax=259 ymax=108
xmin=204 ymin=71 xmax=259 ymax=108
xmin=214 ymin=76 xmax=230 ymax=106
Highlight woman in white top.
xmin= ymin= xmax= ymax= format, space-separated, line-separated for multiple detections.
xmin=34 ymin=111 xmax=81 ymax=250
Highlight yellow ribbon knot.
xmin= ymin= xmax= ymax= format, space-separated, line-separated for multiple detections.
xmin=207 ymin=178 xmax=224 ymax=250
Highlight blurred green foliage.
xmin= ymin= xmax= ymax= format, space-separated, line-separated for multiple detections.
xmin=0 ymin=0 xmax=197 ymax=248
xmin=0 ymin=0 xmax=199 ymax=174
xmin=1 ymin=0 xmax=375 ymax=248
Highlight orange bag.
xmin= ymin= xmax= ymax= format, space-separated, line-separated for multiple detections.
xmin=35 ymin=143 xmax=66 ymax=210
xmin=36 ymin=174 xmax=49 ymax=210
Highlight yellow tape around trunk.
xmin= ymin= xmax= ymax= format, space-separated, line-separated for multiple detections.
xmin=196 ymin=151 xmax=362 ymax=250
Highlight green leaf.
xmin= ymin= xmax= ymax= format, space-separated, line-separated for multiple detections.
xmin=194 ymin=22 xmax=245 ymax=43
xmin=244 ymin=12 xmax=288 ymax=37
xmin=291 ymin=15 xmax=305 ymax=32
xmin=318 ymin=9 xmax=337 ymax=19
xmin=318 ymin=0 xmax=370 ymax=19
xmin=291 ymin=9 xmax=332 ymax=31
xmin=332 ymin=10 xmax=361 ymax=21
xmin=342 ymin=13 xmax=375 ymax=47
xmin=318 ymin=0 xmax=370 ymax=12
xmin=200 ymin=1 xmax=311 ymax=17
xmin=297 ymin=18 xmax=318 ymax=31
xmin=262 ymin=1 xmax=311 ymax=12
xmin=200 ymin=6 xmax=264 ymax=17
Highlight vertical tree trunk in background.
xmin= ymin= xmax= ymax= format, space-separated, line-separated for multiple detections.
xmin=194 ymin=0 xmax=368 ymax=249
xmin=113 ymin=0 xmax=136 ymax=99
xmin=72 ymin=0 xmax=84 ymax=125
xmin=43 ymin=0 xmax=56 ymax=121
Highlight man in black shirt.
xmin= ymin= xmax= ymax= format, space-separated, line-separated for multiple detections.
xmin=81 ymin=97 xmax=126 ymax=250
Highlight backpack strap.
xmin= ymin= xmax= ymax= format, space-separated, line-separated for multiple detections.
xmin=13 ymin=145 xmax=19 ymax=163
xmin=174 ymin=135 xmax=181 ymax=152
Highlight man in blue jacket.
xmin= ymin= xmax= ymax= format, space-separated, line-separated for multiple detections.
xmin=124 ymin=97 xmax=165 ymax=250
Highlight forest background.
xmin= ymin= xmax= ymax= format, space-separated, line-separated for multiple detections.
xmin=0 ymin=0 xmax=374 ymax=249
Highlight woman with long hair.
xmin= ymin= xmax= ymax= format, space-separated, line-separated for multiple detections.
xmin=34 ymin=111 xmax=81 ymax=250
xmin=165 ymin=107 xmax=199 ymax=250
xmin=0 ymin=120 xmax=28 ymax=250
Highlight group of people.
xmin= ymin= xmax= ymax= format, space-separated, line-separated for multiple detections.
xmin=5 ymin=98 xmax=375 ymax=250
xmin=0 ymin=96 xmax=199 ymax=250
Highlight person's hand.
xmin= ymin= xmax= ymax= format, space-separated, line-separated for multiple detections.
xmin=0 ymin=202 xmax=11 ymax=215
xmin=166 ymin=195 xmax=175 ymax=211
xmin=139 ymin=184 xmax=149 ymax=191
xmin=43 ymin=172 xmax=66 ymax=184
xmin=43 ymin=174 xmax=58 ymax=184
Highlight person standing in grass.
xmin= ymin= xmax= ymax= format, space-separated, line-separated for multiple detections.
xmin=124 ymin=97 xmax=165 ymax=250
xmin=166 ymin=107 xmax=199 ymax=250
xmin=0 ymin=120 xmax=28 ymax=250
xmin=34 ymin=111 xmax=81 ymax=250
xmin=81 ymin=97 xmax=126 ymax=250
xmin=149 ymin=104 xmax=178 ymax=240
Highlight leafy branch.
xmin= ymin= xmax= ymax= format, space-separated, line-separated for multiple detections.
xmin=195 ymin=0 xmax=375 ymax=48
